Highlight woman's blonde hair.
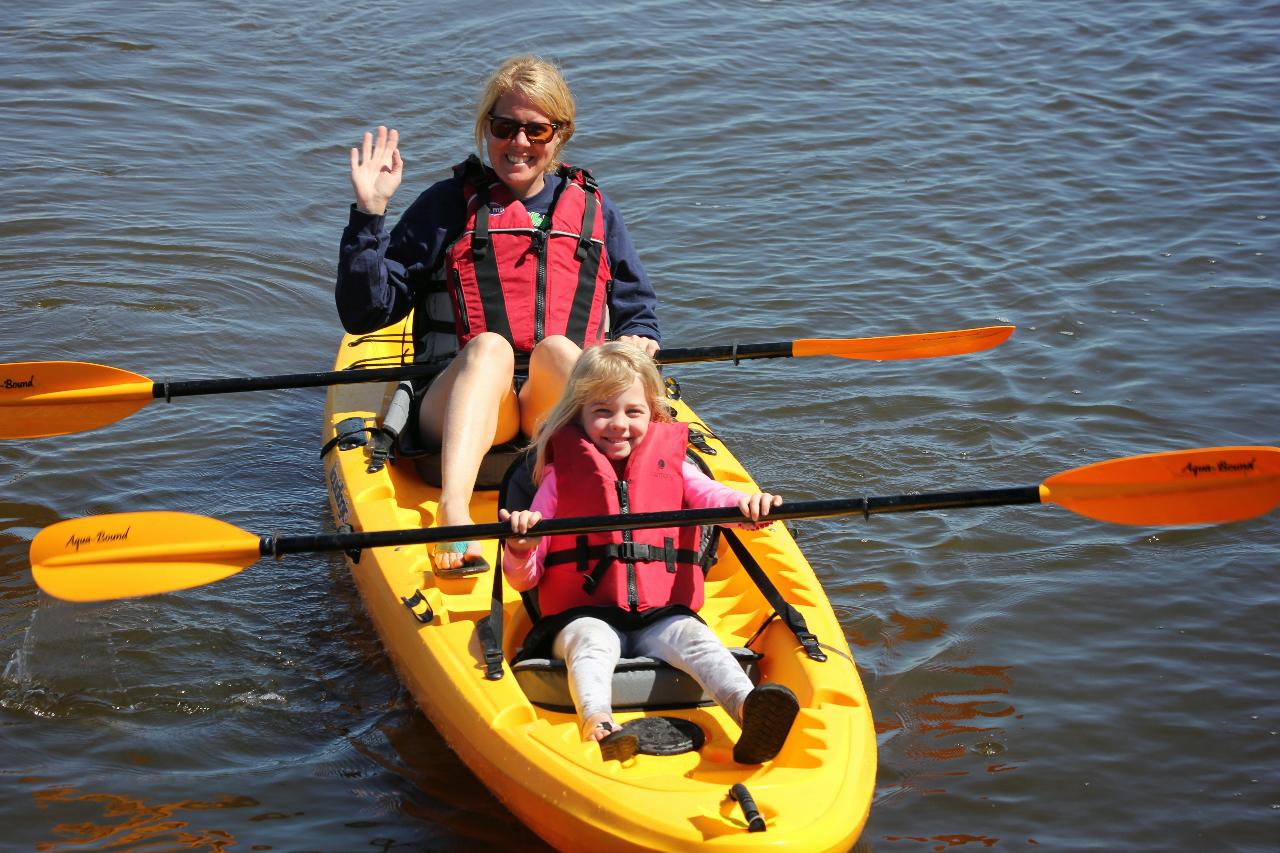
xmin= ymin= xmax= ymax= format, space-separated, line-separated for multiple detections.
xmin=474 ymin=55 xmax=576 ymax=172
xmin=531 ymin=342 xmax=672 ymax=483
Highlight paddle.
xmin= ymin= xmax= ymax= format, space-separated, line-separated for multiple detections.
xmin=30 ymin=445 xmax=1278 ymax=602
xmin=656 ymin=325 xmax=1014 ymax=365
xmin=0 ymin=325 xmax=1012 ymax=440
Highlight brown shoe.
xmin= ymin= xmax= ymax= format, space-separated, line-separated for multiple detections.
xmin=599 ymin=728 xmax=639 ymax=762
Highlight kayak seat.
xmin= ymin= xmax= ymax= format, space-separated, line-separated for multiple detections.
xmin=369 ymin=366 xmax=525 ymax=489
xmin=392 ymin=398 xmax=523 ymax=490
xmin=409 ymin=441 xmax=523 ymax=491
xmin=512 ymin=647 xmax=762 ymax=713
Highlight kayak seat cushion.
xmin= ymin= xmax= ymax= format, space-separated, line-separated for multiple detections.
xmin=512 ymin=647 xmax=762 ymax=713
xmin=393 ymin=382 xmax=523 ymax=489
xmin=396 ymin=418 xmax=522 ymax=490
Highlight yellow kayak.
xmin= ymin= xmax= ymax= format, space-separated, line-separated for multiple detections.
xmin=322 ymin=320 xmax=877 ymax=851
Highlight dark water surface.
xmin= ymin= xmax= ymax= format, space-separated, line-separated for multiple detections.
xmin=2 ymin=1 xmax=1277 ymax=850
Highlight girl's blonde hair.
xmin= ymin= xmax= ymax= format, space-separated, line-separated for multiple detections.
xmin=531 ymin=342 xmax=672 ymax=483
xmin=474 ymin=55 xmax=576 ymax=173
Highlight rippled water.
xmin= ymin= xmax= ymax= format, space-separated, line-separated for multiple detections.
xmin=2 ymin=1 xmax=1277 ymax=850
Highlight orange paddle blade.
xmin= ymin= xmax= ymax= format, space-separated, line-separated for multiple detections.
xmin=792 ymin=325 xmax=1014 ymax=360
xmin=30 ymin=511 xmax=263 ymax=602
xmin=1041 ymin=446 xmax=1280 ymax=525
xmin=0 ymin=361 xmax=155 ymax=439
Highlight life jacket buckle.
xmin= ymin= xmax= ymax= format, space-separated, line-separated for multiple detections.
xmin=611 ymin=541 xmax=652 ymax=562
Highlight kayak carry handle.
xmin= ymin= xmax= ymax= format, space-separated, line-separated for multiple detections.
xmin=729 ymin=783 xmax=766 ymax=832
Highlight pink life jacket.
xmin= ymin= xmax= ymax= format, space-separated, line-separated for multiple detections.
xmin=538 ymin=421 xmax=705 ymax=616
xmin=444 ymin=156 xmax=610 ymax=354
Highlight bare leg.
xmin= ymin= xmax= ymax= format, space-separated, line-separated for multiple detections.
xmin=418 ymin=332 xmax=520 ymax=569
xmin=518 ymin=335 xmax=581 ymax=437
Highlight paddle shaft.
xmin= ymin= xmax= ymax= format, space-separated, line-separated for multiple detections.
xmin=656 ymin=342 xmax=793 ymax=365
xmin=151 ymin=363 xmax=444 ymax=399
xmin=152 ymin=343 xmax=804 ymax=398
xmin=135 ymin=345 xmax=791 ymax=400
xmin=262 ymin=486 xmax=1042 ymax=557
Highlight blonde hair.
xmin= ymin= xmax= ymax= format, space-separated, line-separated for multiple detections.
xmin=474 ymin=55 xmax=576 ymax=172
xmin=531 ymin=342 xmax=672 ymax=483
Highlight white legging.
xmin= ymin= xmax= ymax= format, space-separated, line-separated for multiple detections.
xmin=553 ymin=613 xmax=755 ymax=727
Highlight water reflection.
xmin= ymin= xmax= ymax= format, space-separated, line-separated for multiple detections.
xmin=881 ymin=833 xmax=1006 ymax=851
xmin=31 ymin=785 xmax=252 ymax=852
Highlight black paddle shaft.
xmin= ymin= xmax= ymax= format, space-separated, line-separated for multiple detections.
xmin=258 ymin=486 xmax=1043 ymax=557
xmin=655 ymin=342 xmax=792 ymax=365
xmin=152 ymin=343 xmax=793 ymax=400
xmin=153 ymin=364 xmax=446 ymax=399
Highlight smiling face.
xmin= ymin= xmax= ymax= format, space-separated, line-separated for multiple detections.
xmin=486 ymin=89 xmax=562 ymax=199
xmin=580 ymin=376 xmax=652 ymax=462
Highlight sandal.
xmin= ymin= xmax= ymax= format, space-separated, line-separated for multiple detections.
xmin=733 ymin=683 xmax=799 ymax=764
xmin=432 ymin=541 xmax=490 ymax=576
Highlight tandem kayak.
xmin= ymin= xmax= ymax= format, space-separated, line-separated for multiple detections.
xmin=322 ymin=319 xmax=877 ymax=851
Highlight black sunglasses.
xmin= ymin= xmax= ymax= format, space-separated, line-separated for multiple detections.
xmin=487 ymin=114 xmax=560 ymax=144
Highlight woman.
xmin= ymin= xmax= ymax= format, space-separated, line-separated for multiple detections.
xmin=337 ymin=56 xmax=661 ymax=571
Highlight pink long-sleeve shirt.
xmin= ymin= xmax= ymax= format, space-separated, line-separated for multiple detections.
xmin=502 ymin=459 xmax=753 ymax=591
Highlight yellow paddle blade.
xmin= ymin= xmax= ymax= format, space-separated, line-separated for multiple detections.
xmin=792 ymin=325 xmax=1014 ymax=360
xmin=30 ymin=512 xmax=263 ymax=602
xmin=1041 ymin=446 xmax=1280 ymax=526
xmin=0 ymin=361 xmax=155 ymax=439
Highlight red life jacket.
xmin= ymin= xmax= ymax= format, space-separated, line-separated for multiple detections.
xmin=444 ymin=156 xmax=610 ymax=354
xmin=538 ymin=421 xmax=705 ymax=616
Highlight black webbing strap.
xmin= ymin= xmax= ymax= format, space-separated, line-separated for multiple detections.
xmin=459 ymin=156 xmax=493 ymax=258
xmin=721 ymin=529 xmax=827 ymax=663
xmin=581 ymin=554 xmax=613 ymax=593
xmin=467 ymin=199 xmax=514 ymax=343
xmin=319 ymin=421 xmax=375 ymax=458
xmin=473 ymin=201 xmax=491 ymax=258
xmin=476 ymin=544 xmax=506 ymax=681
xmin=367 ymin=428 xmax=395 ymax=473
xmin=545 ymin=540 xmax=703 ymax=568
xmin=566 ymin=171 xmax=604 ymax=344
xmin=545 ymin=540 xmax=703 ymax=592
xmin=574 ymin=177 xmax=597 ymax=261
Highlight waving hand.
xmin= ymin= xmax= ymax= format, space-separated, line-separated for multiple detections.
xmin=349 ymin=125 xmax=403 ymax=215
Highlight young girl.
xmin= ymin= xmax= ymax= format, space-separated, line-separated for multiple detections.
xmin=498 ymin=341 xmax=800 ymax=763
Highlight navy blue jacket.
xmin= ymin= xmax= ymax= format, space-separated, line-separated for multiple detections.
xmin=336 ymin=169 xmax=661 ymax=343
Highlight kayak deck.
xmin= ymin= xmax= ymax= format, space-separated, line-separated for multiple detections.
xmin=322 ymin=322 xmax=876 ymax=851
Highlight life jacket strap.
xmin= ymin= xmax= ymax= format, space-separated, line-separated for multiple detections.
xmin=473 ymin=196 xmax=492 ymax=258
xmin=546 ymin=540 xmax=702 ymax=567
xmin=575 ymin=182 xmax=598 ymax=261
xmin=546 ymin=539 xmax=703 ymax=591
